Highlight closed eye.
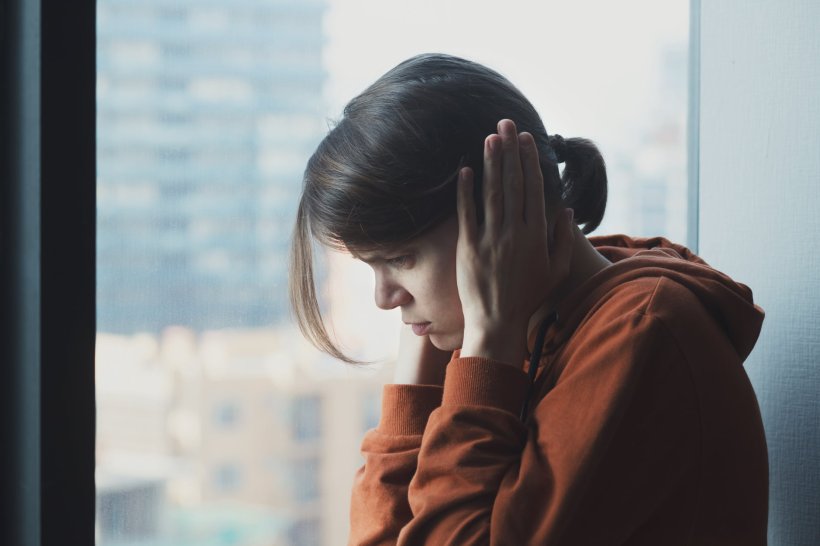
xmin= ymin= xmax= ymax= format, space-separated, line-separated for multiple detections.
xmin=386 ymin=255 xmax=413 ymax=268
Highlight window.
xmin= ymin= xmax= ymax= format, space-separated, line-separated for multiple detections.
xmin=213 ymin=401 xmax=240 ymax=428
xmin=96 ymin=479 xmax=165 ymax=543
xmin=291 ymin=395 xmax=322 ymax=443
xmin=288 ymin=518 xmax=321 ymax=546
xmin=291 ymin=457 xmax=321 ymax=503
xmin=94 ymin=2 xmax=691 ymax=545
xmin=213 ymin=463 xmax=242 ymax=493
xmin=362 ymin=390 xmax=381 ymax=433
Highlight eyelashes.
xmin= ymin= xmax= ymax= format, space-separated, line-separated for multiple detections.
xmin=386 ymin=255 xmax=413 ymax=268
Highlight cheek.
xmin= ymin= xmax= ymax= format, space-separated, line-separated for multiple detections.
xmin=416 ymin=261 xmax=461 ymax=327
xmin=445 ymin=248 xmax=462 ymax=307
xmin=442 ymin=256 xmax=464 ymax=326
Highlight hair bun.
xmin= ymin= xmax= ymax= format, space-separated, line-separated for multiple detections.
xmin=547 ymin=134 xmax=567 ymax=163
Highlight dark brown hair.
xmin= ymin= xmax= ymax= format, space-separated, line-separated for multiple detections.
xmin=290 ymin=53 xmax=607 ymax=363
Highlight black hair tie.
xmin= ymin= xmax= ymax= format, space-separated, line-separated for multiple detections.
xmin=548 ymin=134 xmax=567 ymax=164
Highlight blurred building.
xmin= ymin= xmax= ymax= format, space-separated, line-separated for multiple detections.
xmin=630 ymin=44 xmax=688 ymax=240
xmin=96 ymin=0 xmax=328 ymax=333
xmin=96 ymin=327 xmax=389 ymax=546
xmin=597 ymin=43 xmax=688 ymax=243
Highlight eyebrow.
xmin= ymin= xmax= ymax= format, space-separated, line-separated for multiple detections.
xmin=350 ymin=245 xmax=413 ymax=264
xmin=349 ymin=248 xmax=382 ymax=263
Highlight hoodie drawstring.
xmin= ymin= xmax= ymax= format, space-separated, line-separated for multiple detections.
xmin=519 ymin=311 xmax=558 ymax=422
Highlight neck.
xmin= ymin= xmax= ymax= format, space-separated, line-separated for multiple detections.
xmin=527 ymin=224 xmax=612 ymax=339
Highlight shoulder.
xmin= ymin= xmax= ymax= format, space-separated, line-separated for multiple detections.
xmin=620 ymin=274 xmax=708 ymax=318
xmin=572 ymin=274 xmax=697 ymax=333
xmin=559 ymin=273 xmax=708 ymax=368
xmin=553 ymin=254 xmax=753 ymax=369
xmin=579 ymin=270 xmax=712 ymax=331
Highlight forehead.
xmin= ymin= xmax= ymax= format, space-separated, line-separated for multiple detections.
xmin=347 ymin=215 xmax=458 ymax=263
xmin=348 ymin=244 xmax=406 ymax=264
xmin=345 ymin=215 xmax=458 ymax=263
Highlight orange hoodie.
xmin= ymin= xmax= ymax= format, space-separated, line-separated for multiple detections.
xmin=349 ymin=235 xmax=768 ymax=545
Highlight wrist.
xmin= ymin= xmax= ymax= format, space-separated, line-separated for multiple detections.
xmin=460 ymin=324 xmax=527 ymax=368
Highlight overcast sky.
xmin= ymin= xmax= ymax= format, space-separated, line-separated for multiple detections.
xmin=322 ymin=0 xmax=689 ymax=152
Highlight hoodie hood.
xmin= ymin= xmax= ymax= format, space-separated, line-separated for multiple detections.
xmin=536 ymin=234 xmax=764 ymax=363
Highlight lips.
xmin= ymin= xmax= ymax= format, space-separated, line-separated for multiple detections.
xmin=409 ymin=322 xmax=431 ymax=336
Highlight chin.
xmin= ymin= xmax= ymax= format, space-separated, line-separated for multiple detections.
xmin=429 ymin=332 xmax=462 ymax=352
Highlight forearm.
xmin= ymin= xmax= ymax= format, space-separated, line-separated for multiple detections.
xmin=399 ymin=356 xmax=530 ymax=544
xmin=350 ymin=384 xmax=442 ymax=545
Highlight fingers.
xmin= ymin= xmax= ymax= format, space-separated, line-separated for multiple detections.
xmin=483 ymin=120 xmax=539 ymax=230
xmin=482 ymin=134 xmax=502 ymax=233
xmin=519 ymin=132 xmax=546 ymax=224
xmin=498 ymin=119 xmax=525 ymax=224
xmin=457 ymin=167 xmax=477 ymax=244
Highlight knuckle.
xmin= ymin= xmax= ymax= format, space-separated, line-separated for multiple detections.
xmin=487 ymin=190 xmax=503 ymax=207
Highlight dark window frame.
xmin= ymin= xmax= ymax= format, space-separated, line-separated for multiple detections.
xmin=2 ymin=0 xmax=97 ymax=544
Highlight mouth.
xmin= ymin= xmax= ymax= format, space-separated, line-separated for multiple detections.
xmin=406 ymin=322 xmax=431 ymax=336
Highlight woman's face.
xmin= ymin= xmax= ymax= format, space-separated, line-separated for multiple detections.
xmin=353 ymin=215 xmax=464 ymax=351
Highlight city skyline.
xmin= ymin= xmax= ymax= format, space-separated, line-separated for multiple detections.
xmin=96 ymin=0 xmax=328 ymax=334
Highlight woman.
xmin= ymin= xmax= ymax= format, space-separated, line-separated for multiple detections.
xmin=290 ymin=54 xmax=768 ymax=545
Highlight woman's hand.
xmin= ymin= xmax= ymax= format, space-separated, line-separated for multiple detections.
xmin=392 ymin=323 xmax=452 ymax=386
xmin=457 ymin=119 xmax=575 ymax=367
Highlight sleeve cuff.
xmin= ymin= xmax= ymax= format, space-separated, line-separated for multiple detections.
xmin=442 ymin=357 xmax=530 ymax=415
xmin=377 ymin=384 xmax=443 ymax=436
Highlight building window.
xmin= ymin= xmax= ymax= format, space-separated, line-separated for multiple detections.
xmin=291 ymin=395 xmax=321 ymax=442
xmin=213 ymin=401 xmax=239 ymax=428
xmin=288 ymin=517 xmax=321 ymax=546
xmin=292 ymin=457 xmax=320 ymax=503
xmin=213 ymin=463 xmax=241 ymax=492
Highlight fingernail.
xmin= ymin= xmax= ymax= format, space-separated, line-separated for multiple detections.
xmin=566 ymin=208 xmax=574 ymax=223
xmin=487 ymin=136 xmax=496 ymax=154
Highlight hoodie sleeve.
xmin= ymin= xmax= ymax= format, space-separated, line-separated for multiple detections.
xmin=349 ymin=383 xmax=443 ymax=546
xmin=395 ymin=309 xmax=701 ymax=545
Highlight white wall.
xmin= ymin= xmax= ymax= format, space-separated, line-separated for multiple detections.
xmin=697 ymin=2 xmax=820 ymax=544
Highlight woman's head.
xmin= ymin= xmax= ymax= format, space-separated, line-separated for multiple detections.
xmin=290 ymin=53 xmax=608 ymax=362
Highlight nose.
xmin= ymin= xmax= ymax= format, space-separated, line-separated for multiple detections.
xmin=374 ymin=271 xmax=412 ymax=310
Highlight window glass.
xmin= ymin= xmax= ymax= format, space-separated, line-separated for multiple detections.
xmin=291 ymin=395 xmax=322 ymax=443
xmin=291 ymin=458 xmax=321 ymax=503
xmin=361 ymin=391 xmax=381 ymax=434
xmin=96 ymin=1 xmax=689 ymax=544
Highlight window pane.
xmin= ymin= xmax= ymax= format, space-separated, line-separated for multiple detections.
xmin=291 ymin=396 xmax=322 ymax=443
xmin=96 ymin=1 xmax=689 ymax=545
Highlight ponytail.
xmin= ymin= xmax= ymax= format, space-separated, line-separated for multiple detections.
xmin=548 ymin=135 xmax=607 ymax=234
